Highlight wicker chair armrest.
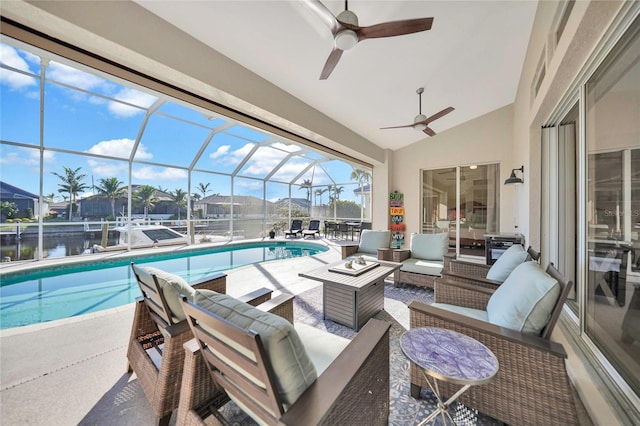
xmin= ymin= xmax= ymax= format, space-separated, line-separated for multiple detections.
xmin=377 ymin=248 xmax=393 ymax=261
xmin=341 ymin=245 xmax=360 ymax=259
xmin=439 ymin=270 xmax=502 ymax=290
xmin=434 ymin=279 xmax=494 ymax=309
xmin=256 ymin=293 xmax=295 ymax=323
xmin=164 ymin=319 xmax=192 ymax=338
xmin=408 ymin=301 xmax=566 ymax=357
xmin=447 ymin=259 xmax=491 ymax=278
xmin=392 ymin=249 xmax=411 ymax=262
xmin=279 ymin=319 xmax=391 ymax=425
xmin=442 ymin=252 xmax=456 ymax=270
xmin=190 ymin=272 xmax=227 ymax=294
xmin=237 ymin=287 xmax=273 ymax=306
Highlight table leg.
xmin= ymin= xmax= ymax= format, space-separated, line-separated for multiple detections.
xmin=417 ymin=369 xmax=471 ymax=425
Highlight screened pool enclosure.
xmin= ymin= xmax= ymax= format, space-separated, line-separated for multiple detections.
xmin=0 ymin=36 xmax=372 ymax=261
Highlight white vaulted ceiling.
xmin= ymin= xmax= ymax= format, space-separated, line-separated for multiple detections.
xmin=136 ymin=0 xmax=538 ymax=151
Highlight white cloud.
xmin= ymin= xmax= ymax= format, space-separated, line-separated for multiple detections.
xmin=132 ymin=166 xmax=187 ymax=181
xmin=209 ymin=145 xmax=230 ymax=159
xmin=86 ymin=158 xmax=128 ymax=177
xmin=0 ymin=146 xmax=55 ymax=167
xmin=235 ymin=179 xmax=262 ymax=190
xmin=0 ymin=44 xmax=37 ymax=90
xmin=47 ymin=61 xmax=106 ymax=91
xmin=85 ymin=138 xmax=153 ymax=160
xmin=270 ymin=142 xmax=300 ymax=153
xmin=109 ymin=88 xmax=157 ymax=118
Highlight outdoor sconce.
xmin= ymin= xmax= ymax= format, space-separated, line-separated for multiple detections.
xmin=504 ymin=166 xmax=524 ymax=185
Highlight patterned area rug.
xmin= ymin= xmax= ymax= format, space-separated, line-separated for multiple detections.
xmin=218 ymin=282 xmax=503 ymax=425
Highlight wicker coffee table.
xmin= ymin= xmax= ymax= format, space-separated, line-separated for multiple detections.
xmin=299 ymin=260 xmax=400 ymax=330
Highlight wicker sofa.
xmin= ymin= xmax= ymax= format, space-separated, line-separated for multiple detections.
xmin=408 ymin=261 xmax=578 ymax=425
xmin=177 ymin=291 xmax=391 ymax=425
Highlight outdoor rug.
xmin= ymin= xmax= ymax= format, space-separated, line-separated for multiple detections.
xmin=217 ymin=282 xmax=503 ymax=425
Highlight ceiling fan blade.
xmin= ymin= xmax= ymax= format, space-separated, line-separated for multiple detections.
xmin=425 ymin=106 xmax=454 ymax=123
xmin=320 ymin=48 xmax=344 ymax=80
xmin=380 ymin=123 xmax=414 ymax=130
xmin=303 ymin=0 xmax=341 ymax=34
xmin=357 ymin=17 xmax=433 ymax=40
xmin=423 ymin=127 xmax=436 ymax=137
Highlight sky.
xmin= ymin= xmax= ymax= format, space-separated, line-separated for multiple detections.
xmin=0 ymin=38 xmax=368 ymax=204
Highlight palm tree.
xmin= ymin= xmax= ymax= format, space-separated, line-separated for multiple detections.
xmin=327 ymin=185 xmax=344 ymax=219
xmin=197 ymin=182 xmax=211 ymax=199
xmin=350 ymin=168 xmax=371 ymax=220
xmin=299 ymin=179 xmax=312 ymax=214
xmin=135 ymin=185 xmax=158 ymax=218
xmin=170 ymin=188 xmax=188 ymax=220
xmin=44 ymin=192 xmax=57 ymax=203
xmin=94 ymin=177 xmax=126 ymax=218
xmin=52 ymin=167 xmax=89 ymax=221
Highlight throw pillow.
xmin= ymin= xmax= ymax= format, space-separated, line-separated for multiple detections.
xmin=486 ymin=261 xmax=560 ymax=335
xmin=358 ymin=230 xmax=391 ymax=254
xmin=486 ymin=244 xmax=528 ymax=282
xmin=410 ymin=232 xmax=449 ymax=260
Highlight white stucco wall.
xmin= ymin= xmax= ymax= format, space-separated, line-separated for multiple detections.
xmin=392 ymin=104 xmax=515 ymax=237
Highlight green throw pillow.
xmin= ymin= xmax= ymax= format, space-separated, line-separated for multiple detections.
xmin=486 ymin=244 xmax=528 ymax=282
xmin=486 ymin=261 xmax=560 ymax=335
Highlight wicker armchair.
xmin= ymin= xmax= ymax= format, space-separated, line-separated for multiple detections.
xmin=341 ymin=229 xmax=392 ymax=260
xmin=440 ymin=245 xmax=540 ymax=289
xmin=408 ymin=262 xmax=578 ymax=425
xmin=127 ymin=263 xmax=273 ymax=426
xmin=177 ymin=292 xmax=391 ymax=426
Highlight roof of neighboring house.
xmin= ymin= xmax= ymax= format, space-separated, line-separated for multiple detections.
xmin=353 ymin=183 xmax=371 ymax=194
xmin=274 ymin=197 xmax=310 ymax=210
xmin=198 ymin=194 xmax=273 ymax=206
xmin=0 ymin=181 xmax=39 ymax=200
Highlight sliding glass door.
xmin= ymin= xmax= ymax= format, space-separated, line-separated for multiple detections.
xmin=421 ymin=164 xmax=500 ymax=256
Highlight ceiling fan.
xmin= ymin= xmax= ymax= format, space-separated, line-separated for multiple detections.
xmin=303 ymin=0 xmax=434 ymax=80
xmin=381 ymin=87 xmax=454 ymax=136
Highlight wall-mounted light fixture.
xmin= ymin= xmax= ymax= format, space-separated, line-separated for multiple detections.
xmin=504 ymin=166 xmax=524 ymax=185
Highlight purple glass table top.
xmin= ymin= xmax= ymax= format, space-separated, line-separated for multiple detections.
xmin=400 ymin=327 xmax=499 ymax=386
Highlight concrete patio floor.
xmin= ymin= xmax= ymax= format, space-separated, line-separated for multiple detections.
xmin=0 ymin=238 xmax=593 ymax=425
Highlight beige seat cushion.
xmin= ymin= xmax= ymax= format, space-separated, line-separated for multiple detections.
xmin=400 ymin=258 xmax=444 ymax=276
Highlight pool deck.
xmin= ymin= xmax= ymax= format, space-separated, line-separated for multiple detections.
xmin=0 ymin=238 xmax=350 ymax=425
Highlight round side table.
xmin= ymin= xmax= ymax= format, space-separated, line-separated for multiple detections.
xmin=400 ymin=327 xmax=499 ymax=425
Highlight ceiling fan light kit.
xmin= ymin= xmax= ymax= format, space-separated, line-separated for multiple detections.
xmin=335 ymin=29 xmax=358 ymax=50
xmin=305 ymin=0 xmax=433 ymax=79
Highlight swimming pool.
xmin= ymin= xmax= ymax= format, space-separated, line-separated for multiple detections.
xmin=0 ymin=241 xmax=327 ymax=330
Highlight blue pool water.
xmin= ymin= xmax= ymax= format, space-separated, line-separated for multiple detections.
xmin=0 ymin=241 xmax=327 ymax=329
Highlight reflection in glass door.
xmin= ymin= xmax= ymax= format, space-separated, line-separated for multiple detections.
xmin=584 ymin=17 xmax=639 ymax=395
xmin=421 ymin=165 xmax=500 ymax=256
